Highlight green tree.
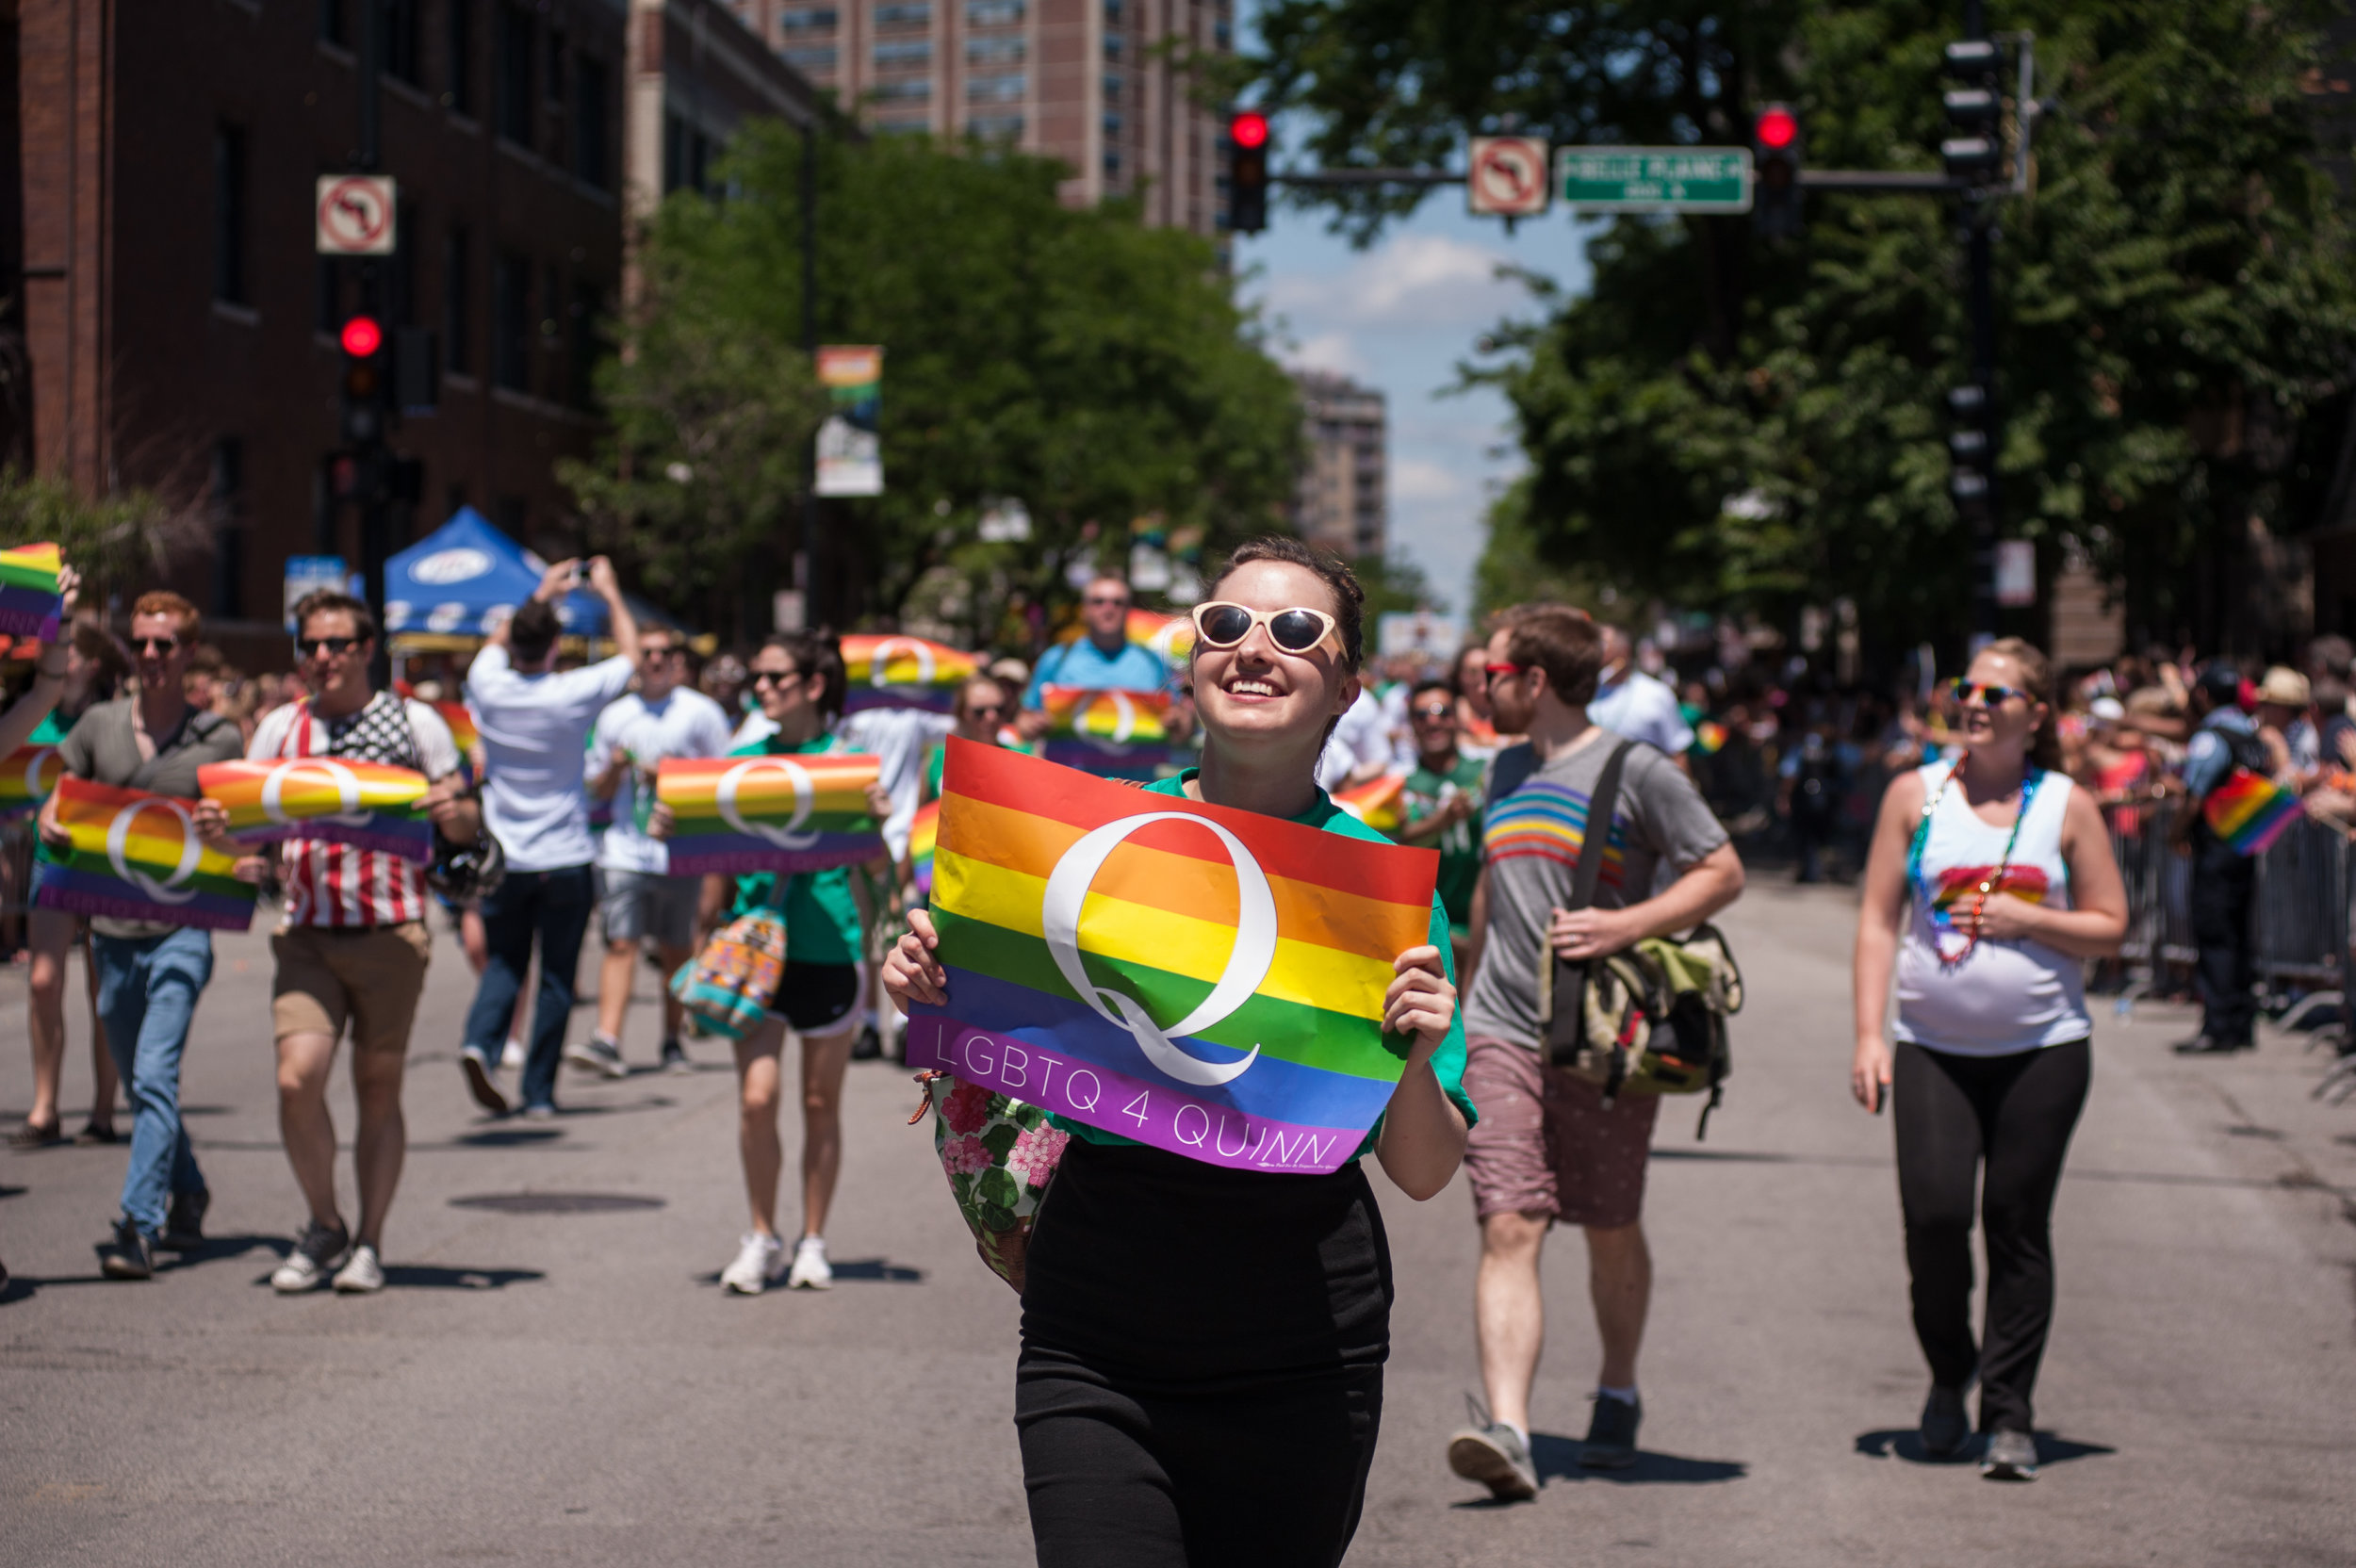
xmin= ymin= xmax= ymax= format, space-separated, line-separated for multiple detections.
xmin=0 ymin=466 xmax=188 ymax=611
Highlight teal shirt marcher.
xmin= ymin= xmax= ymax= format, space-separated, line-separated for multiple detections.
xmin=1051 ymin=769 xmax=1478 ymax=1161
xmin=726 ymin=729 xmax=868 ymax=967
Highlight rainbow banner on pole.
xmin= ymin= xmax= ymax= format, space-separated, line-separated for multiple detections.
xmin=841 ymin=634 xmax=980 ymax=713
xmin=434 ymin=701 xmax=480 ymax=755
xmin=1333 ymin=772 xmax=1407 ymax=835
xmin=908 ymin=797 xmax=941 ymax=896
xmin=200 ymin=759 xmax=436 ymax=861
xmin=905 ymin=740 xmax=1441 ymax=1176
xmin=0 ymin=743 xmax=64 ymax=819
xmin=1037 ymin=684 xmax=1171 ymax=776
xmin=2202 ymin=767 xmax=2302 ymax=857
xmin=0 ymin=542 xmax=63 ymax=640
xmin=655 ymin=752 xmax=884 ymax=875
xmin=34 ymin=777 xmax=256 ymax=929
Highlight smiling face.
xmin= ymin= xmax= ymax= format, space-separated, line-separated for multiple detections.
xmin=1958 ymin=649 xmax=2047 ymax=760
xmin=638 ymin=632 xmax=687 ymax=702
xmin=1188 ymin=560 xmax=1357 ymax=760
xmin=954 ymin=678 xmax=1010 ymax=743
xmin=128 ymin=611 xmax=193 ymax=697
xmin=749 ymin=645 xmax=820 ymax=727
xmin=1082 ymin=578 xmax=1131 ymax=645
xmin=297 ymin=607 xmax=374 ymax=707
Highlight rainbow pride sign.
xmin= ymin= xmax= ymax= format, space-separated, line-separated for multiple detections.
xmin=841 ymin=634 xmax=981 ymax=713
xmin=1037 ymin=684 xmax=1170 ymax=776
xmin=0 ymin=542 xmax=63 ymax=640
xmin=906 ymin=740 xmax=1441 ymax=1175
xmin=1333 ymin=772 xmax=1407 ymax=835
xmin=35 ymin=777 xmax=256 ymax=929
xmin=908 ymin=797 xmax=941 ymax=895
xmin=655 ymin=752 xmax=884 ymax=875
xmin=200 ymin=759 xmax=435 ymax=861
xmin=2203 ymin=767 xmax=2302 ymax=857
xmin=0 ymin=743 xmax=63 ymax=819
xmin=434 ymin=701 xmax=480 ymax=755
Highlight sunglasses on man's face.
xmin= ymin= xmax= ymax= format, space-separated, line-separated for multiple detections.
xmin=964 ymin=701 xmax=1008 ymax=719
xmin=1413 ymin=704 xmax=1456 ymax=722
xmin=1189 ymin=601 xmax=1340 ymax=657
xmin=296 ymin=636 xmax=361 ymax=659
xmin=1952 ymin=678 xmax=2027 ymax=709
xmin=1483 ymin=661 xmax=1528 ymax=685
xmin=133 ymin=635 xmax=182 ymax=657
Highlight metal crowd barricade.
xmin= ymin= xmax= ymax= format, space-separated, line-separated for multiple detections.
xmin=2251 ymin=813 xmax=2351 ymax=1008
xmin=2104 ymin=798 xmax=2196 ymax=990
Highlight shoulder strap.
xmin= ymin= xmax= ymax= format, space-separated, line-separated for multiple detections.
xmin=1568 ymin=740 xmax=1635 ymax=913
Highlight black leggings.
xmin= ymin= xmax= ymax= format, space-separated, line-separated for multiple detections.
xmin=1893 ymin=1038 xmax=2090 ymax=1435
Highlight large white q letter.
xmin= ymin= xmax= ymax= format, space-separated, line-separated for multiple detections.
xmin=1039 ymin=810 xmax=1272 ymax=1087
xmin=105 ymin=798 xmax=204 ymax=905
xmin=260 ymin=758 xmax=366 ymax=825
xmin=715 ymin=758 xmax=819 ymax=849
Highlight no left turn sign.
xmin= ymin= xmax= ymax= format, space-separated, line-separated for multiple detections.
xmin=316 ymin=174 xmax=398 ymax=256
xmin=1467 ymin=137 xmax=1551 ymax=219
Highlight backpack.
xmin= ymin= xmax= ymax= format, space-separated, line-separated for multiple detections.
xmin=667 ymin=909 xmax=788 ymax=1041
xmin=1533 ymin=740 xmax=1746 ymax=1136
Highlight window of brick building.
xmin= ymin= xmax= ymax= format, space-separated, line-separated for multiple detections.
xmin=779 ymin=7 xmax=838 ymax=32
xmin=967 ymin=74 xmax=1023 ymax=103
xmin=447 ymin=0 xmax=477 ymax=114
xmin=384 ymin=0 xmax=422 ymax=84
xmin=576 ymin=54 xmax=609 ymax=188
xmin=784 ymin=45 xmax=837 ymax=72
xmin=874 ymin=39 xmax=932 ymax=69
xmin=317 ymin=255 xmax=343 ymax=334
xmin=212 ymin=123 xmax=247 ymax=305
xmin=494 ymin=252 xmax=531 ymax=391
xmin=875 ymin=79 xmax=933 ymax=103
xmin=967 ymin=35 xmax=1023 ymax=63
xmin=571 ymin=279 xmax=601 ymax=409
xmin=444 ymin=226 xmax=473 ymax=374
xmin=875 ymin=3 xmax=933 ymax=28
xmin=319 ymin=0 xmax=348 ymax=47
xmin=547 ymin=28 xmax=567 ymax=106
xmin=210 ymin=439 xmax=245 ymax=619
xmin=497 ymin=5 xmax=535 ymax=147
xmin=390 ymin=197 xmax=418 ymax=326
xmin=965 ymin=0 xmax=1023 ymax=24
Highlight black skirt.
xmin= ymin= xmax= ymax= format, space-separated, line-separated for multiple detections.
xmin=1014 ymin=1137 xmax=1393 ymax=1568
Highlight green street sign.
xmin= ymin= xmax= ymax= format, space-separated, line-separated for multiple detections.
xmin=1555 ymin=147 xmax=1754 ymax=213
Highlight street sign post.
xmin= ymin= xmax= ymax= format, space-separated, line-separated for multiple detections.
xmin=1467 ymin=137 xmax=1550 ymax=218
xmin=1556 ymin=147 xmax=1753 ymax=213
xmin=316 ymin=174 xmax=397 ymax=256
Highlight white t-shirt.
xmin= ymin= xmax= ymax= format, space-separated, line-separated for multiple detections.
xmin=1589 ymin=667 xmax=1693 ymax=755
xmin=840 ymin=707 xmax=956 ymax=861
xmin=589 ymin=686 xmax=736 ymax=874
xmin=1317 ymin=687 xmax=1393 ymax=791
xmin=466 ymin=644 xmax=637 ymax=872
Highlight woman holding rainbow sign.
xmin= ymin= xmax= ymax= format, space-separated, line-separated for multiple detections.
xmin=884 ymin=537 xmax=1473 ymax=1568
xmin=1850 ymin=637 xmax=2127 ymax=1480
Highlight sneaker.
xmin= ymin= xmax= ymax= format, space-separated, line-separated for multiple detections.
xmin=565 ymin=1035 xmax=628 ymax=1079
xmin=99 ymin=1218 xmax=155 ymax=1281
xmin=159 ymin=1187 xmax=210 ymax=1251
xmin=660 ymin=1039 xmax=692 ymax=1075
xmin=333 ymin=1244 xmax=386 ymax=1294
xmin=786 ymin=1235 xmax=832 ymax=1290
xmin=720 ymin=1233 xmax=784 ymax=1295
xmin=1921 ymin=1384 xmax=1970 ymax=1459
xmin=1446 ymin=1395 xmax=1538 ymax=1501
xmin=460 ymin=1045 xmax=511 ymax=1116
xmin=1579 ymin=1391 xmax=1643 ymax=1469
xmin=1981 ymin=1429 xmax=2039 ymax=1480
xmin=2171 ymin=1034 xmax=2252 ymax=1055
xmin=270 ymin=1220 xmax=351 ymax=1294
xmin=521 ymin=1102 xmax=558 ymax=1121
xmin=500 ymin=1037 xmax=527 ymax=1070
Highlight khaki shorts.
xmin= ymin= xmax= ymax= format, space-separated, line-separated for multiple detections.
xmin=271 ymin=922 xmax=434 ymax=1054
xmin=1462 ymin=1036 xmax=1660 ymax=1230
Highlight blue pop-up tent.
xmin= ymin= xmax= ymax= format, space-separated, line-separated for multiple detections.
xmin=384 ymin=507 xmax=613 ymax=639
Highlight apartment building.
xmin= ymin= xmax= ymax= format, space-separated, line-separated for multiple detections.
xmin=1290 ymin=369 xmax=1385 ymax=562
xmin=723 ymin=0 xmax=1230 ymax=234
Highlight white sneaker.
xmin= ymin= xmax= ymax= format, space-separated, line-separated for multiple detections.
xmin=786 ymin=1235 xmax=832 ymax=1291
xmin=332 ymin=1244 xmax=385 ymax=1294
xmin=270 ymin=1221 xmax=349 ymax=1295
xmin=720 ymin=1233 xmax=784 ymax=1296
xmin=500 ymin=1037 xmax=526 ymax=1070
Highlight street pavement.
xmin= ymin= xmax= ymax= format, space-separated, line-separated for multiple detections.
xmin=3 ymin=880 xmax=2353 ymax=1566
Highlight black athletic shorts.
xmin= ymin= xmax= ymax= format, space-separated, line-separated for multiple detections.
xmin=767 ymin=960 xmax=861 ymax=1036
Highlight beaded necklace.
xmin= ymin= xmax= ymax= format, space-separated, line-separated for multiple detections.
xmin=1907 ymin=751 xmax=2043 ymax=970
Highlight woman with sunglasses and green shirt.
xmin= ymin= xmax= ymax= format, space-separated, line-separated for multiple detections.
xmin=1851 ymin=638 xmax=2127 ymax=1479
xmin=884 ymin=537 xmax=1475 ymax=1568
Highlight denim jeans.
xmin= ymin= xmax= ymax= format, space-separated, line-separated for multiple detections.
xmin=462 ymin=865 xmax=596 ymax=1111
xmin=90 ymin=927 xmax=214 ymax=1238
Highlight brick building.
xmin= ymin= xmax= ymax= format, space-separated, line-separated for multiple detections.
xmin=722 ymin=0 xmax=1228 ymax=235
xmin=1288 ymin=368 xmax=1384 ymax=562
xmin=2 ymin=0 xmax=813 ymax=660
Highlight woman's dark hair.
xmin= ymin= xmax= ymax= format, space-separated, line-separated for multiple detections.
xmin=1411 ymin=677 xmax=1457 ymax=706
xmin=1982 ymin=636 xmax=2063 ymax=773
xmin=1201 ymin=536 xmax=1365 ymax=673
xmin=761 ymin=629 xmax=846 ymax=722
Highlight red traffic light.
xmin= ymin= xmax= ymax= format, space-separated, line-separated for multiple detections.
xmin=1755 ymin=106 xmax=1799 ymax=150
xmin=339 ymin=315 xmax=384 ymax=358
xmin=1230 ymin=111 xmax=1270 ymax=150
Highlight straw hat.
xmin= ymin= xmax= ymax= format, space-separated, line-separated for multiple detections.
xmin=2256 ymin=665 xmax=2312 ymax=708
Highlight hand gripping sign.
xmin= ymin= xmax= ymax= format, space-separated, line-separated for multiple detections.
xmin=200 ymin=758 xmax=436 ymax=861
xmin=35 ymin=777 xmax=257 ymax=930
xmin=905 ymin=739 xmax=1442 ymax=1175
xmin=656 ymin=752 xmax=885 ymax=876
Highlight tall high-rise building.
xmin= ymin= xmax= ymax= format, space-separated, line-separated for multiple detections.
xmin=1290 ymin=370 xmax=1386 ymax=561
xmin=725 ymin=0 xmax=1232 ymax=235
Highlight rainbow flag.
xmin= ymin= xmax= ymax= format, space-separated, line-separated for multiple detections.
xmin=655 ymin=752 xmax=884 ymax=875
xmin=0 ymin=743 xmax=64 ymax=819
xmin=1056 ymin=610 xmax=1195 ymax=663
xmin=34 ymin=777 xmax=256 ymax=929
xmin=0 ymin=542 xmax=63 ymax=640
xmin=434 ymin=701 xmax=480 ymax=755
xmin=2203 ymin=767 xmax=2302 ymax=857
xmin=200 ymin=759 xmax=436 ymax=861
xmin=903 ymin=739 xmax=1441 ymax=1175
xmin=841 ymin=634 xmax=981 ymax=713
xmin=1333 ymin=772 xmax=1407 ymax=835
xmin=1038 ymin=684 xmax=1171 ymax=776
xmin=1693 ymin=720 xmax=1727 ymax=755
xmin=908 ymin=797 xmax=941 ymax=896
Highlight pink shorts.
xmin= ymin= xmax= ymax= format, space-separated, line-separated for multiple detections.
xmin=1462 ymin=1036 xmax=1660 ymax=1229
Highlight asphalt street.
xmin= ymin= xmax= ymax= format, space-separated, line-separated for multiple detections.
xmin=3 ymin=880 xmax=2352 ymax=1566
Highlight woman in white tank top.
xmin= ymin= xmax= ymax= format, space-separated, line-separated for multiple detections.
xmin=1850 ymin=639 xmax=2127 ymax=1480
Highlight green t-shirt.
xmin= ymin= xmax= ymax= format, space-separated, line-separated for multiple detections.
xmin=726 ymin=729 xmax=867 ymax=966
xmin=27 ymin=710 xmax=69 ymax=746
xmin=1401 ymin=753 xmax=1487 ymax=937
xmin=1053 ymin=769 xmax=1478 ymax=1162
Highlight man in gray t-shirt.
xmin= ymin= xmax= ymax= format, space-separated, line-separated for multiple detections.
xmin=1445 ymin=606 xmax=1744 ymax=1502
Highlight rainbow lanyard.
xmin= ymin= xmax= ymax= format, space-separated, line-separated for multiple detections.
xmin=1907 ymin=753 xmax=2043 ymax=969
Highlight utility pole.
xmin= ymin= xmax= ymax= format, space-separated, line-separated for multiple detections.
xmin=356 ymin=0 xmax=391 ymax=683
xmin=800 ymin=122 xmax=823 ymax=632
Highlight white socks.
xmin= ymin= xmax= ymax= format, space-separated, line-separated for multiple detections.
xmin=1599 ymin=1384 xmax=1639 ymax=1407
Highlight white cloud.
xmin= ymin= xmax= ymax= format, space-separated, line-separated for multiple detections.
xmin=1284 ymin=331 xmax=1370 ymax=378
xmin=1391 ymin=456 xmax=1466 ymax=504
xmin=1260 ymin=232 xmax=1521 ymax=331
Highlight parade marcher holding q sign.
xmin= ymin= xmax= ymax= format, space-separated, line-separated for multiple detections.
xmin=1851 ymin=638 xmax=2125 ymax=1479
xmin=194 ymin=591 xmax=477 ymax=1295
xmin=37 ymin=592 xmax=249 ymax=1281
xmin=883 ymin=538 xmax=1474 ymax=1568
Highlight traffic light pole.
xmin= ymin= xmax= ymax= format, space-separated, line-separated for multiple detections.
xmin=356 ymin=1 xmax=392 ymax=683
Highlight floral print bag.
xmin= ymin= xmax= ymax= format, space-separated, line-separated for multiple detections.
xmin=908 ymin=1070 xmax=1068 ymax=1292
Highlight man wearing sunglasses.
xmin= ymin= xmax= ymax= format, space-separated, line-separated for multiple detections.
xmin=2176 ymin=661 xmax=2272 ymax=1054
xmin=1017 ymin=575 xmax=1185 ymax=772
xmin=578 ymin=630 xmax=733 ymax=1077
xmin=39 ymin=592 xmax=249 ymax=1280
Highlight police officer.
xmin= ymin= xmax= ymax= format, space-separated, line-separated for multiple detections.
xmin=2176 ymin=662 xmax=2271 ymax=1054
